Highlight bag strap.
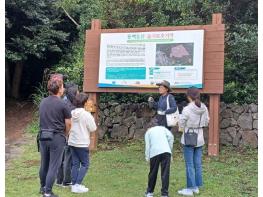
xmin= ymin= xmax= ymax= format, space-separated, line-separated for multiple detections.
xmin=166 ymin=94 xmax=170 ymax=110
xmin=186 ymin=115 xmax=202 ymax=134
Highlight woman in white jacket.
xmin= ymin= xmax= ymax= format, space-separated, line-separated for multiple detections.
xmin=178 ymin=87 xmax=209 ymax=196
xmin=68 ymin=93 xmax=97 ymax=193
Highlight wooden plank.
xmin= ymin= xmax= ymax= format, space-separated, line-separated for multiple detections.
xmin=204 ymin=72 xmax=224 ymax=80
xmin=204 ymin=58 xmax=224 ymax=65
xmin=205 ymin=44 xmax=224 ymax=52
xmin=205 ymin=31 xmax=224 ymax=39
xmin=101 ymin=24 xmax=224 ymax=33
xmin=204 ymin=66 xmax=224 ymax=73
xmin=212 ymin=13 xmax=222 ymax=25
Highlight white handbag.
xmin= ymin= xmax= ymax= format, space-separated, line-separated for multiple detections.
xmin=166 ymin=95 xmax=179 ymax=127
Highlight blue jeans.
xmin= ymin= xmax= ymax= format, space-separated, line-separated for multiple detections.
xmin=183 ymin=146 xmax=203 ymax=188
xmin=70 ymin=146 xmax=90 ymax=185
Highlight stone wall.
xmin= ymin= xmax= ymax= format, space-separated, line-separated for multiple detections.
xmin=97 ymin=102 xmax=258 ymax=148
xmin=219 ymin=103 xmax=258 ymax=148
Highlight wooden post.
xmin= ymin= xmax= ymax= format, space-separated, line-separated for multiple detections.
xmin=208 ymin=94 xmax=220 ymax=156
xmin=212 ymin=13 xmax=222 ymax=25
xmin=84 ymin=19 xmax=102 ymax=151
xmin=88 ymin=93 xmax=99 ymax=151
xmin=207 ymin=13 xmax=222 ymax=156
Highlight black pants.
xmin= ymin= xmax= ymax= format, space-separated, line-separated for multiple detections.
xmin=147 ymin=152 xmax=171 ymax=196
xmin=56 ymin=145 xmax=72 ymax=184
xmin=39 ymin=134 xmax=66 ymax=194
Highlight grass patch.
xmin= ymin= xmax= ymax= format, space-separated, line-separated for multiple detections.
xmin=6 ymin=138 xmax=257 ymax=197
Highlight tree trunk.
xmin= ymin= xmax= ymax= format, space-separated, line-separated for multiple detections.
xmin=11 ymin=61 xmax=23 ymax=99
xmin=5 ymin=62 xmax=11 ymax=97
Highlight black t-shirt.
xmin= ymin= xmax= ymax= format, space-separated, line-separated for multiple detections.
xmin=39 ymin=95 xmax=72 ymax=133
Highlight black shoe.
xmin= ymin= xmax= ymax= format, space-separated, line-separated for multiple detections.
xmin=62 ymin=182 xmax=72 ymax=187
xmin=39 ymin=187 xmax=45 ymax=195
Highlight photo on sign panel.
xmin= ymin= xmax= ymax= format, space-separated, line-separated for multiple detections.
xmin=156 ymin=43 xmax=194 ymax=66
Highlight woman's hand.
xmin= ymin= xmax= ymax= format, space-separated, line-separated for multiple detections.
xmin=148 ymin=96 xmax=154 ymax=102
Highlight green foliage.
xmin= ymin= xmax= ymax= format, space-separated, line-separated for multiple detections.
xmin=223 ymin=24 xmax=258 ymax=104
xmin=5 ymin=0 xmax=71 ymax=62
xmin=25 ymin=118 xmax=39 ymax=134
xmin=53 ymin=39 xmax=85 ymax=89
xmin=31 ymin=83 xmax=48 ymax=107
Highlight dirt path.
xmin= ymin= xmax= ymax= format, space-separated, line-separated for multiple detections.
xmin=5 ymin=100 xmax=36 ymax=165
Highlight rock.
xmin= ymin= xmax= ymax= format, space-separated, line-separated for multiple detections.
xmin=227 ymin=103 xmax=236 ymax=109
xmin=221 ymin=109 xmax=233 ymax=118
xmin=249 ymin=103 xmax=257 ymax=113
xmin=115 ymin=105 xmax=122 ymax=114
xmin=237 ymin=113 xmax=253 ymax=130
xmin=230 ymin=118 xmax=237 ymax=126
xmin=226 ymin=127 xmax=237 ymax=138
xmin=241 ymin=130 xmax=258 ymax=148
xmin=109 ymin=102 xmax=119 ymax=106
xmin=128 ymin=125 xmax=136 ymax=139
xmin=252 ymin=113 xmax=258 ymax=120
xmin=123 ymin=116 xmax=136 ymax=127
xmin=111 ymin=124 xmax=128 ymax=138
xmin=130 ymin=103 xmax=139 ymax=111
xmin=253 ymin=130 xmax=258 ymax=136
xmin=220 ymin=130 xmax=232 ymax=145
xmin=98 ymin=126 xmax=107 ymax=139
xmin=233 ymin=112 xmax=240 ymax=121
xmin=98 ymin=111 xmax=105 ymax=119
xmin=105 ymin=117 xmax=113 ymax=127
xmin=110 ymin=106 xmax=115 ymax=113
xmin=220 ymin=102 xmax=227 ymax=113
xmin=123 ymin=110 xmax=132 ymax=119
xmin=220 ymin=119 xmax=231 ymax=129
xmin=231 ymin=105 xmax=244 ymax=114
xmin=109 ymin=112 xmax=116 ymax=118
xmin=253 ymin=120 xmax=258 ymax=129
xmin=135 ymin=118 xmax=144 ymax=129
xmin=242 ymin=104 xmax=249 ymax=113
xmin=233 ymin=131 xmax=242 ymax=146
xmin=219 ymin=116 xmax=223 ymax=123
xmin=112 ymin=116 xmax=122 ymax=124
xmin=104 ymin=108 xmax=110 ymax=117
xmin=99 ymin=103 xmax=107 ymax=110
xmin=134 ymin=128 xmax=147 ymax=139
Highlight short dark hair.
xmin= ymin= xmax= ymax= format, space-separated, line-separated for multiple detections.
xmin=47 ymin=79 xmax=63 ymax=95
xmin=74 ymin=93 xmax=89 ymax=108
xmin=64 ymin=82 xmax=78 ymax=103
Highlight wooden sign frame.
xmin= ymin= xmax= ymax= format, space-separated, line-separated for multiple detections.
xmin=84 ymin=13 xmax=224 ymax=156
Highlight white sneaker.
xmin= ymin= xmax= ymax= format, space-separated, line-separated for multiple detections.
xmin=145 ymin=192 xmax=154 ymax=197
xmin=71 ymin=184 xmax=89 ymax=193
xmin=191 ymin=187 xmax=199 ymax=194
xmin=178 ymin=188 xmax=193 ymax=196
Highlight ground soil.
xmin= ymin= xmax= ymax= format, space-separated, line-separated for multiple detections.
xmin=5 ymin=99 xmax=36 ymax=166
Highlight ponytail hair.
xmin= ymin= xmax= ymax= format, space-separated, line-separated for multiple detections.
xmin=186 ymin=87 xmax=201 ymax=108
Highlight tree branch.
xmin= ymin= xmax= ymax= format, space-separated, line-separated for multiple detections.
xmin=61 ymin=6 xmax=80 ymax=27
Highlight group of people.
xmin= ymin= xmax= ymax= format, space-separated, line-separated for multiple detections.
xmin=37 ymin=74 xmax=209 ymax=197
xmin=38 ymin=74 xmax=96 ymax=197
xmin=145 ymin=80 xmax=209 ymax=197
